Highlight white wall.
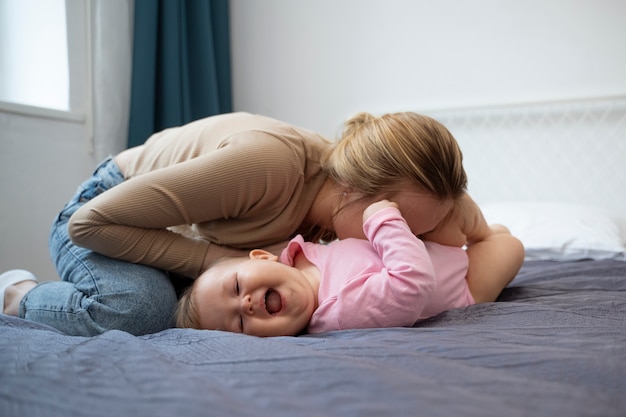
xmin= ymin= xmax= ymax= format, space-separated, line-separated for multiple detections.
xmin=230 ymin=0 xmax=626 ymax=137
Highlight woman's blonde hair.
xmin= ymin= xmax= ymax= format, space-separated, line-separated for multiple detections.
xmin=324 ymin=112 xmax=467 ymax=200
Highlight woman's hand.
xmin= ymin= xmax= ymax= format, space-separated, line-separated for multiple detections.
xmin=363 ymin=200 xmax=399 ymax=223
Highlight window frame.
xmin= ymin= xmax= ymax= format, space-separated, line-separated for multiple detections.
xmin=0 ymin=0 xmax=91 ymax=125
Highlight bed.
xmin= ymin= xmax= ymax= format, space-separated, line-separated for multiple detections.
xmin=2 ymin=97 xmax=625 ymax=417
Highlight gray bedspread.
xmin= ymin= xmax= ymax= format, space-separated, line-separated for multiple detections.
xmin=2 ymin=260 xmax=625 ymax=417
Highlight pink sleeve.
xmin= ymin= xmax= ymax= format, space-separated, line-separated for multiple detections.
xmin=316 ymin=207 xmax=437 ymax=332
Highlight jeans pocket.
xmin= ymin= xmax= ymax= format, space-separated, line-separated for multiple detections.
xmin=77 ymin=180 xmax=107 ymax=203
xmin=56 ymin=177 xmax=106 ymax=224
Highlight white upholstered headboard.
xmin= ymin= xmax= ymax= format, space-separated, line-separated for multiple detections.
xmin=424 ymin=96 xmax=626 ymax=240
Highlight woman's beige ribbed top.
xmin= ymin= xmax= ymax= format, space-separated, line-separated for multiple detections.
xmin=68 ymin=112 xmax=332 ymax=278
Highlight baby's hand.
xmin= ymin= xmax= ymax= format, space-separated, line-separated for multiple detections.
xmin=363 ymin=200 xmax=399 ymax=223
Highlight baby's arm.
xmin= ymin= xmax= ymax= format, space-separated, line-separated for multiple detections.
xmin=361 ymin=201 xmax=437 ymax=322
xmin=422 ymin=193 xmax=525 ymax=303
xmin=421 ymin=192 xmax=492 ymax=248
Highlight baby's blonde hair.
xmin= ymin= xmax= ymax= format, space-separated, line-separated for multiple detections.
xmin=175 ymin=283 xmax=201 ymax=329
xmin=325 ymin=112 xmax=467 ymax=200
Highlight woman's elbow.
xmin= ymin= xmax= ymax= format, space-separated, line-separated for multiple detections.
xmin=66 ymin=207 xmax=96 ymax=247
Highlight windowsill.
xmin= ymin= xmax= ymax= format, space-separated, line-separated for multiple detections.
xmin=0 ymin=101 xmax=85 ymax=123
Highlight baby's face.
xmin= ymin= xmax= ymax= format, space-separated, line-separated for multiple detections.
xmin=192 ymin=250 xmax=318 ymax=337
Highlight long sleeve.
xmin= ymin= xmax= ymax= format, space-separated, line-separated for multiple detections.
xmin=68 ymin=132 xmax=307 ymax=278
xmin=308 ymin=207 xmax=437 ymax=333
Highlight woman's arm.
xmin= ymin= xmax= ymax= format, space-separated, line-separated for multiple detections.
xmin=68 ymin=136 xmax=299 ymax=278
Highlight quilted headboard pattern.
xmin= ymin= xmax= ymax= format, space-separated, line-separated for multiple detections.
xmin=425 ymin=96 xmax=626 ymax=234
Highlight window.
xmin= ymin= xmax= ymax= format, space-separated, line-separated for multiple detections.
xmin=0 ymin=0 xmax=69 ymax=110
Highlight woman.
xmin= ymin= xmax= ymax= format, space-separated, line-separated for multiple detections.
xmin=1 ymin=111 xmax=467 ymax=336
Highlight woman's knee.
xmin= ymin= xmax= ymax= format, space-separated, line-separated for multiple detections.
xmin=94 ymin=272 xmax=179 ymax=335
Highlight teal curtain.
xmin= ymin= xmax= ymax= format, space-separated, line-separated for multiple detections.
xmin=127 ymin=0 xmax=232 ymax=147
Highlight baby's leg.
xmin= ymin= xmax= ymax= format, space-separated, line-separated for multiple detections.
xmin=465 ymin=225 xmax=525 ymax=303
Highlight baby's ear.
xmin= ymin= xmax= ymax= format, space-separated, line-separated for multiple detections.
xmin=249 ymin=249 xmax=279 ymax=262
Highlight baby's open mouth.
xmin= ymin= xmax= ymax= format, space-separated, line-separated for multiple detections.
xmin=265 ymin=289 xmax=282 ymax=315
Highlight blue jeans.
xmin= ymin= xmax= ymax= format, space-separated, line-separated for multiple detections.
xmin=19 ymin=157 xmax=179 ymax=336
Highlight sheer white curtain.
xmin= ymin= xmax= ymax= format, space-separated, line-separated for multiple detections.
xmin=89 ymin=0 xmax=134 ymax=160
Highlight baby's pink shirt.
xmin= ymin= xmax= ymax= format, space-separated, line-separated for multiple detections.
xmin=280 ymin=207 xmax=474 ymax=333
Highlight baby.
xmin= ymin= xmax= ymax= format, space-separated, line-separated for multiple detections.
xmin=176 ymin=196 xmax=524 ymax=337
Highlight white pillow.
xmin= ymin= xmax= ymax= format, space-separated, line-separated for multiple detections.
xmin=479 ymin=202 xmax=626 ymax=261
